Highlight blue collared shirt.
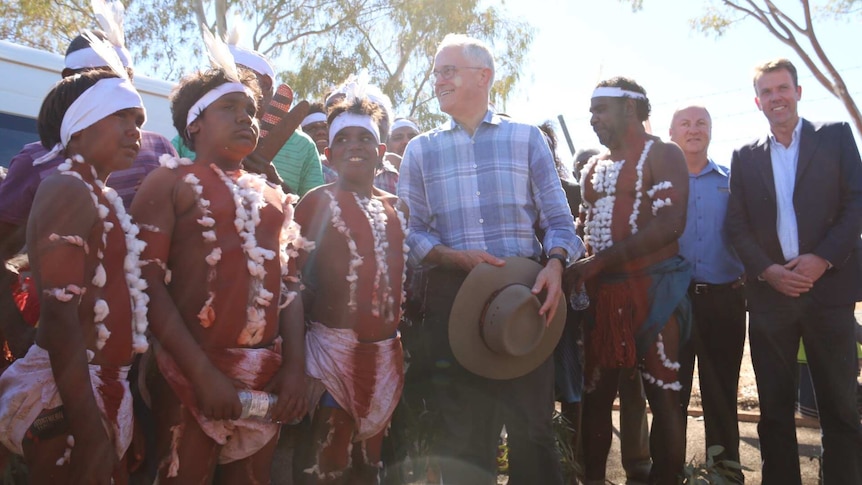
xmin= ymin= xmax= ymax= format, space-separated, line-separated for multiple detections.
xmin=397 ymin=110 xmax=583 ymax=268
xmin=678 ymin=159 xmax=744 ymax=284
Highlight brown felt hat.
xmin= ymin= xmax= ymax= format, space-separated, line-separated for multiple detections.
xmin=449 ymin=257 xmax=566 ymax=380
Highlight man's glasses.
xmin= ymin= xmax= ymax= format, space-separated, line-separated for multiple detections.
xmin=431 ymin=65 xmax=485 ymax=81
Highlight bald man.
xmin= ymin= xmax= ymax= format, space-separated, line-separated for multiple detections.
xmin=670 ymin=105 xmax=745 ymax=481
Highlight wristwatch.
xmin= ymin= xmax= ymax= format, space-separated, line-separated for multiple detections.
xmin=547 ymin=253 xmax=568 ymax=267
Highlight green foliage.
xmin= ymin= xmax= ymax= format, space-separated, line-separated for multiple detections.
xmin=0 ymin=0 xmax=90 ymax=54
xmin=0 ymin=0 xmax=534 ymax=129
xmin=690 ymin=6 xmax=737 ymax=36
xmin=496 ymin=410 xmax=583 ymax=480
xmin=682 ymin=445 xmax=744 ymax=484
xmin=822 ymin=0 xmax=862 ymax=18
xmin=553 ymin=408 xmax=582 ymax=482
xmin=1 ymin=453 xmax=28 ymax=485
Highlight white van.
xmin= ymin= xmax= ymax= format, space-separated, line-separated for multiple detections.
xmin=0 ymin=40 xmax=176 ymax=168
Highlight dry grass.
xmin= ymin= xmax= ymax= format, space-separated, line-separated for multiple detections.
xmin=692 ymin=303 xmax=862 ymax=413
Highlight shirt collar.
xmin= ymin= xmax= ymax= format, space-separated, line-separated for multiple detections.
xmin=445 ymin=108 xmax=500 ymax=132
xmin=768 ymin=117 xmax=803 ymax=148
xmin=694 ymin=158 xmax=725 ymax=177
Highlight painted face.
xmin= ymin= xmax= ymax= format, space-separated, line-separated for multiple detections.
xmin=190 ymin=90 xmax=259 ymax=161
xmin=589 ymin=96 xmax=627 ymax=149
xmin=304 ymin=121 xmax=329 ymax=154
xmin=325 ymin=125 xmax=384 ymax=192
xmin=754 ymin=68 xmax=801 ymax=130
xmin=433 ymin=46 xmax=487 ymax=119
xmin=669 ymin=106 xmax=711 ymax=156
xmin=73 ymin=107 xmax=145 ymax=176
xmin=387 ymin=126 xmax=418 ymax=156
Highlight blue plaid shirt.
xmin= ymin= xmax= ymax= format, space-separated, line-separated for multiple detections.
xmin=397 ymin=110 xmax=583 ymax=268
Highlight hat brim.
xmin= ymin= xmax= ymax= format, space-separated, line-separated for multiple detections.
xmin=449 ymin=257 xmax=566 ymax=380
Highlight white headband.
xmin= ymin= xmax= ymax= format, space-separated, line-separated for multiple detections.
xmin=390 ymin=118 xmax=419 ymax=134
xmin=328 ymin=112 xmax=380 ymax=147
xmin=64 ymin=45 xmax=133 ymax=70
xmin=34 ymin=77 xmax=145 ymax=166
xmin=229 ymin=46 xmax=275 ymax=82
xmin=301 ymin=112 xmax=327 ymax=127
xmin=591 ymin=86 xmax=647 ymax=100
xmin=186 ymin=82 xmax=252 ymax=128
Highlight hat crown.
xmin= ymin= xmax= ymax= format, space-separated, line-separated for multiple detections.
xmin=481 ymin=284 xmax=545 ymax=357
xmin=449 ymin=257 xmax=566 ymax=380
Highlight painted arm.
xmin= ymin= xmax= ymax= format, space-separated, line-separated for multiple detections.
xmin=29 ymin=176 xmax=117 ymax=483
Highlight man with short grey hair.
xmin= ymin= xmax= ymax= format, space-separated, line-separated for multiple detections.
xmin=398 ymin=34 xmax=580 ymax=484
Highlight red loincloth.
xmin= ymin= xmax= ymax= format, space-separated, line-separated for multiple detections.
xmin=153 ymin=338 xmax=282 ymax=464
xmin=305 ymin=321 xmax=403 ymax=441
xmin=0 ymin=345 xmax=132 ymax=457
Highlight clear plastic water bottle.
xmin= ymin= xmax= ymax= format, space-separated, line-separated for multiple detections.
xmin=238 ymin=390 xmax=277 ymax=420
xmin=569 ymin=286 xmax=590 ymax=311
xmin=238 ymin=390 xmax=303 ymax=425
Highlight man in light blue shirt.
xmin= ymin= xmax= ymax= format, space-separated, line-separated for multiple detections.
xmin=398 ymin=34 xmax=582 ymax=485
xmin=671 ymin=105 xmax=745 ymax=481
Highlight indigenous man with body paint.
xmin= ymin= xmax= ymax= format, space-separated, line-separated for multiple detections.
xmin=290 ymin=93 xmax=406 ymax=484
xmin=0 ymin=59 xmax=150 ymax=484
xmin=129 ymin=33 xmax=307 ymax=483
xmin=565 ymin=78 xmax=691 ymax=485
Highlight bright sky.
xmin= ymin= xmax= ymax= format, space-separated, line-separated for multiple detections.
xmin=499 ymin=1 xmax=862 ymax=167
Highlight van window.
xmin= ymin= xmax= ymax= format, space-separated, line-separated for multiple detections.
xmin=0 ymin=112 xmax=39 ymax=169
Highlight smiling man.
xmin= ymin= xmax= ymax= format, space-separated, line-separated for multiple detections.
xmin=726 ymin=58 xmax=862 ymax=484
xmin=397 ymin=34 xmax=581 ymax=484
xmin=670 ymin=105 xmax=745 ymax=482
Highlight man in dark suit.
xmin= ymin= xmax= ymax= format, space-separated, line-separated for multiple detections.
xmin=726 ymin=58 xmax=862 ymax=485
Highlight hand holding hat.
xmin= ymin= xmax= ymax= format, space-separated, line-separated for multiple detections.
xmin=449 ymin=257 xmax=566 ymax=380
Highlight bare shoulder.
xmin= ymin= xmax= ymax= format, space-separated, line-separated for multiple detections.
xmin=29 ymin=174 xmax=99 ymax=241
xmin=294 ymin=184 xmax=332 ymax=226
xmin=136 ymin=166 xmax=182 ymax=197
xmin=130 ymin=166 xmax=186 ymax=213
xmin=295 ymin=184 xmax=330 ymax=212
xmin=648 ymin=137 xmax=685 ymax=164
xmin=32 ymin=173 xmax=97 ymax=218
xmin=373 ymin=188 xmax=399 ymax=208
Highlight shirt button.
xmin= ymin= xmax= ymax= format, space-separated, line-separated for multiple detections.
xmin=479 ymin=218 xmax=484 ymax=223
xmin=473 ymin=164 xmax=478 ymax=169
xmin=476 ymin=191 xmax=481 ymax=196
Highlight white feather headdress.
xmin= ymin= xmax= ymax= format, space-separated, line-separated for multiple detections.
xmin=201 ymin=27 xmax=241 ymax=83
xmin=91 ymin=0 xmax=126 ymax=50
xmin=81 ymin=30 xmax=129 ymax=80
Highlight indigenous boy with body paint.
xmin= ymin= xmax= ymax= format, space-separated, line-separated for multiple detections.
xmin=290 ymin=96 xmax=406 ymax=484
xmin=129 ymin=58 xmax=307 ymax=481
xmin=0 ymin=67 xmax=149 ymax=484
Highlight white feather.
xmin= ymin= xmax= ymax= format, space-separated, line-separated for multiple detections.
xmin=201 ymin=28 xmax=240 ymax=83
xmin=81 ymin=30 xmax=128 ymax=79
xmin=226 ymin=13 xmax=242 ymax=46
xmin=91 ymin=0 xmax=126 ymax=48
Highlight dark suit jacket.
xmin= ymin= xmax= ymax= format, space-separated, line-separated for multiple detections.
xmin=725 ymin=119 xmax=862 ymax=309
